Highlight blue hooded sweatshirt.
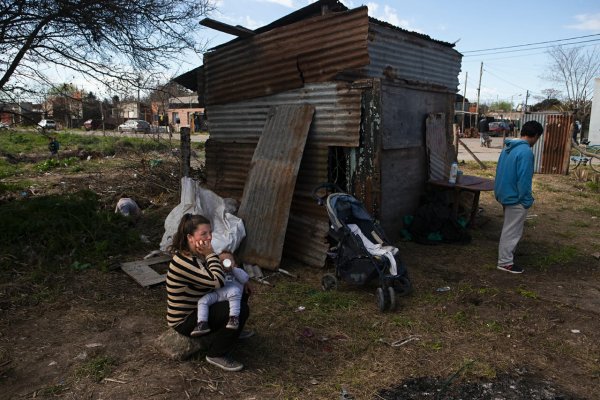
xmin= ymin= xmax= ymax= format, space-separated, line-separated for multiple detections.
xmin=494 ymin=139 xmax=534 ymax=208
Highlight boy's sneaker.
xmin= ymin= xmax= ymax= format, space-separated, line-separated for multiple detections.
xmin=205 ymin=355 xmax=244 ymax=372
xmin=190 ymin=321 xmax=211 ymax=337
xmin=497 ymin=264 xmax=524 ymax=274
xmin=226 ymin=316 xmax=239 ymax=330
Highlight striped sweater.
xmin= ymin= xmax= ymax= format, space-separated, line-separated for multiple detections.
xmin=166 ymin=252 xmax=225 ymax=327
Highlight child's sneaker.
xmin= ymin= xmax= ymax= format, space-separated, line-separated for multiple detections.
xmin=497 ymin=264 xmax=524 ymax=274
xmin=190 ymin=321 xmax=211 ymax=337
xmin=226 ymin=316 xmax=239 ymax=330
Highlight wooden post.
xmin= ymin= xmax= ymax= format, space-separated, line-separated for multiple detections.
xmin=180 ymin=127 xmax=191 ymax=178
xmin=453 ymin=123 xmax=459 ymax=158
xmin=458 ymin=139 xmax=487 ymax=169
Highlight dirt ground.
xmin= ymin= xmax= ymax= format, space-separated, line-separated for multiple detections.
xmin=1 ymin=146 xmax=599 ymax=399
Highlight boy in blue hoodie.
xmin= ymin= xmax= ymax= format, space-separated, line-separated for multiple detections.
xmin=494 ymin=120 xmax=544 ymax=274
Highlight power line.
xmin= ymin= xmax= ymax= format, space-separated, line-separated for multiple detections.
xmin=462 ymin=33 xmax=600 ymax=53
xmin=460 ymin=40 xmax=600 ymax=62
xmin=463 ymin=37 xmax=600 ymax=57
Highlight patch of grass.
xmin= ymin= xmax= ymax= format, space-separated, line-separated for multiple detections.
xmin=0 ymin=181 xmax=30 ymax=193
xmin=390 ymin=315 xmax=414 ymax=328
xmin=484 ymin=320 xmax=503 ymax=332
xmin=516 ymin=287 xmax=538 ymax=299
xmin=585 ymin=181 xmax=600 ymax=192
xmin=38 ymin=383 xmax=68 ymax=396
xmin=537 ymin=245 xmax=579 ymax=267
xmin=570 ymin=220 xmax=591 ymax=228
xmin=580 ymin=206 xmax=600 ymax=218
xmin=0 ymin=158 xmax=19 ymax=179
xmin=0 ymin=190 xmax=146 ymax=277
xmin=76 ymin=355 xmax=116 ymax=382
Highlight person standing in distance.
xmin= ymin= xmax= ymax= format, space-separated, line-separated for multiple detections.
xmin=494 ymin=120 xmax=544 ymax=274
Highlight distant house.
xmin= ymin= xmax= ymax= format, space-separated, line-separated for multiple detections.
xmin=115 ymin=101 xmax=151 ymax=123
xmin=167 ymin=95 xmax=205 ymax=132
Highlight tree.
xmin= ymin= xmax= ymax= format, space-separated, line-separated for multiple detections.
xmin=489 ymin=101 xmax=512 ymax=112
xmin=0 ymin=0 xmax=216 ymax=102
xmin=530 ymin=98 xmax=562 ymax=112
xmin=544 ymin=45 xmax=600 ymax=121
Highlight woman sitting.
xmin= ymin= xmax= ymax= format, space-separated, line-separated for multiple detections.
xmin=166 ymin=213 xmax=250 ymax=371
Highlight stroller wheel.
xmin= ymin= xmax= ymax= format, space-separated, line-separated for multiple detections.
xmin=376 ymin=287 xmax=388 ymax=312
xmin=321 ymin=273 xmax=338 ymax=291
xmin=388 ymin=287 xmax=397 ymax=311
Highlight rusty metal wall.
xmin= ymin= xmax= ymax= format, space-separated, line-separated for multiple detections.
xmin=522 ymin=113 xmax=572 ymax=174
xmin=205 ymin=81 xmax=364 ymax=268
xmin=207 ymin=82 xmax=362 ymax=147
xmin=366 ymin=22 xmax=462 ymax=92
xmin=204 ymin=8 xmax=370 ymax=105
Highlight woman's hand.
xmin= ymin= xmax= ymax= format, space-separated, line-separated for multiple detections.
xmin=193 ymin=239 xmax=215 ymax=257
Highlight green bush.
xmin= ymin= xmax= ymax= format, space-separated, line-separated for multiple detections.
xmin=0 ymin=190 xmax=143 ymax=275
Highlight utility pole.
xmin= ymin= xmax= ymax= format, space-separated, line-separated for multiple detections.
xmin=521 ymin=90 xmax=529 ymax=121
xmin=461 ymin=71 xmax=468 ymax=135
xmin=475 ymin=62 xmax=483 ymax=118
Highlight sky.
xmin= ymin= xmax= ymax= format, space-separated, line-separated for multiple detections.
xmin=183 ymin=0 xmax=600 ymax=108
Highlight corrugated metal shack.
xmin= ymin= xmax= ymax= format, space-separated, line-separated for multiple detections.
xmin=179 ymin=0 xmax=462 ymax=267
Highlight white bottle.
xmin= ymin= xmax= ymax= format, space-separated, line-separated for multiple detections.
xmin=448 ymin=162 xmax=458 ymax=184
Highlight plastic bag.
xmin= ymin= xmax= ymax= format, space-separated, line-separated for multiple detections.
xmin=159 ymin=177 xmax=246 ymax=254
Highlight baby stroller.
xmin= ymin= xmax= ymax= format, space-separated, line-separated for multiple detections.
xmin=313 ymin=183 xmax=412 ymax=312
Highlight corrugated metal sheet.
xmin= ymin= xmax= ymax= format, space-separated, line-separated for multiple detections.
xmin=426 ymin=113 xmax=450 ymax=180
xmin=366 ymin=22 xmax=462 ymax=92
xmin=237 ymin=104 xmax=315 ymax=270
xmin=522 ymin=113 xmax=572 ymax=174
xmin=206 ymin=140 xmax=331 ymax=268
xmin=204 ymin=8 xmax=370 ymax=105
xmin=207 ymin=82 xmax=362 ymax=147
xmin=542 ymin=114 xmax=572 ymax=174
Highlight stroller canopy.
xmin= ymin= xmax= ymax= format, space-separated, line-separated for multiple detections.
xmin=326 ymin=193 xmax=373 ymax=231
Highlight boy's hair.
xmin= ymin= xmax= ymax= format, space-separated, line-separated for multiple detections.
xmin=521 ymin=121 xmax=544 ymax=137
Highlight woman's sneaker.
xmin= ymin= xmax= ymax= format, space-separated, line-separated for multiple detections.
xmin=205 ymin=355 xmax=243 ymax=372
xmin=226 ymin=316 xmax=239 ymax=330
xmin=190 ymin=321 xmax=211 ymax=337
xmin=497 ymin=264 xmax=524 ymax=274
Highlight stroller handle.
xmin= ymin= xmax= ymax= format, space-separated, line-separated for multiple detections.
xmin=312 ymin=182 xmax=344 ymax=205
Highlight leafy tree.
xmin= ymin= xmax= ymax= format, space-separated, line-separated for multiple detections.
xmin=531 ymin=98 xmax=563 ymax=112
xmin=0 ymin=0 xmax=216 ymax=102
xmin=489 ymin=101 xmax=512 ymax=112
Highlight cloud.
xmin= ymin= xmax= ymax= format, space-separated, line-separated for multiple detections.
xmin=566 ymin=13 xmax=600 ymax=31
xmin=257 ymin=0 xmax=295 ymax=8
xmin=217 ymin=14 xmax=264 ymax=30
xmin=365 ymin=2 xmax=420 ymax=33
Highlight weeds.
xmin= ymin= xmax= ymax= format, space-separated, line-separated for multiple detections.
xmin=516 ymin=287 xmax=538 ymax=299
xmin=0 ymin=190 xmax=146 ymax=277
xmin=76 ymin=355 xmax=116 ymax=382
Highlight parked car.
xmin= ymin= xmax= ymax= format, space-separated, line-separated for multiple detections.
xmin=83 ymin=119 xmax=116 ymax=131
xmin=117 ymin=119 xmax=151 ymax=134
xmin=488 ymin=121 xmax=510 ymax=136
xmin=37 ymin=119 xmax=56 ymax=131
xmin=0 ymin=122 xmax=9 ymax=130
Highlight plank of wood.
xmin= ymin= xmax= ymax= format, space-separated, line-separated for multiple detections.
xmin=121 ymin=255 xmax=172 ymax=287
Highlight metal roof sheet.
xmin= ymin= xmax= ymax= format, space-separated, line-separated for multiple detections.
xmin=204 ymin=7 xmax=369 ymax=105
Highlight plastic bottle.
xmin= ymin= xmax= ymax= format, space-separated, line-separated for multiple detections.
xmin=448 ymin=162 xmax=458 ymax=184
